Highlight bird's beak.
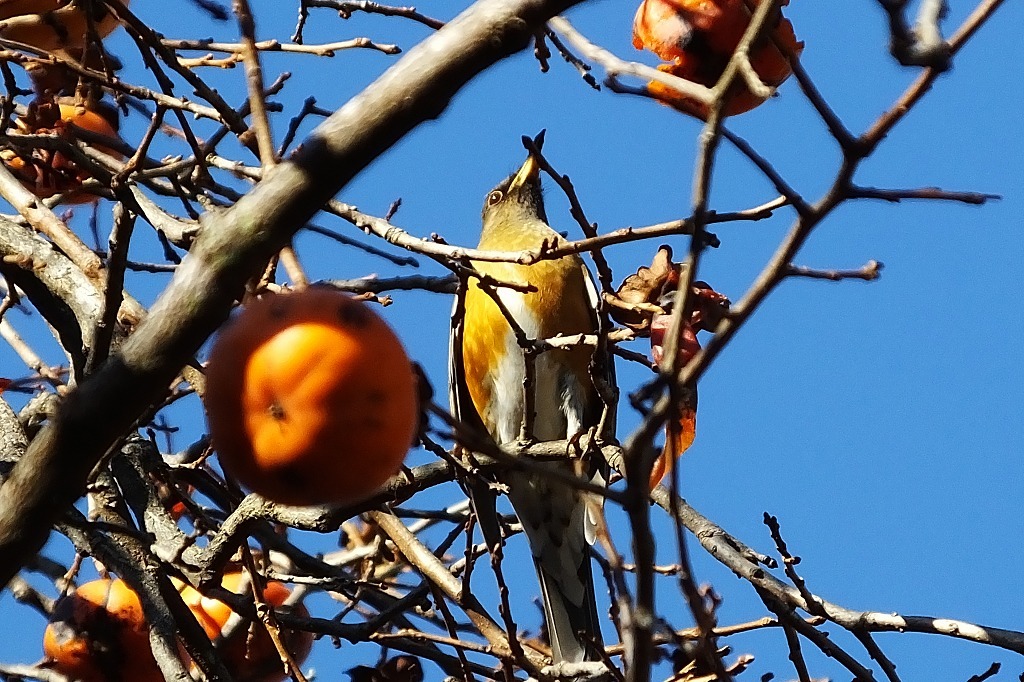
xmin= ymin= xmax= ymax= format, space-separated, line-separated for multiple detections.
xmin=508 ymin=153 xmax=540 ymax=192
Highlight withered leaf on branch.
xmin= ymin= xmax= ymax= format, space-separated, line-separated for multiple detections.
xmin=617 ymin=246 xmax=729 ymax=488
xmin=610 ymin=245 xmax=729 ymax=335
xmin=608 ymin=243 xmax=679 ymax=332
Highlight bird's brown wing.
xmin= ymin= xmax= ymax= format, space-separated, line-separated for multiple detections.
xmin=581 ymin=260 xmax=617 ymax=443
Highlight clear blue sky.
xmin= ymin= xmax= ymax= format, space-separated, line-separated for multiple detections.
xmin=1 ymin=1 xmax=1022 ymax=679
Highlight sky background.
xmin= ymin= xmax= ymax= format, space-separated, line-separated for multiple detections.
xmin=1 ymin=1 xmax=1023 ymax=680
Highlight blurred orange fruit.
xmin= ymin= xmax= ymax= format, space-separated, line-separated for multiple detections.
xmin=1 ymin=99 xmax=122 ymax=203
xmin=175 ymin=572 xmax=314 ymax=682
xmin=0 ymin=0 xmax=125 ymax=55
xmin=42 ymin=578 xmax=163 ymax=682
xmin=206 ymin=287 xmax=418 ymax=507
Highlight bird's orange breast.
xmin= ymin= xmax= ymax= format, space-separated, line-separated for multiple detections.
xmin=461 ymin=256 xmax=597 ymax=443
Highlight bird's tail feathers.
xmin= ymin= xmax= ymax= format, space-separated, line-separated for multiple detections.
xmin=461 ymin=475 xmax=502 ymax=553
xmin=535 ymin=553 xmax=604 ymax=663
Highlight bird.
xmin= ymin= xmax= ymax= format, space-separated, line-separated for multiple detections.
xmin=449 ymin=137 xmax=612 ymax=664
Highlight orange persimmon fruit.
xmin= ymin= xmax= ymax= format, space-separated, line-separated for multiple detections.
xmin=42 ymin=578 xmax=163 ymax=682
xmin=633 ymin=0 xmax=702 ymax=62
xmin=205 ymin=287 xmax=418 ymax=507
xmin=1 ymin=98 xmax=122 ymax=203
xmin=0 ymin=0 xmax=66 ymax=21
xmin=174 ymin=572 xmax=313 ymax=682
xmin=632 ymin=0 xmax=803 ymax=118
xmin=0 ymin=0 xmax=126 ymax=55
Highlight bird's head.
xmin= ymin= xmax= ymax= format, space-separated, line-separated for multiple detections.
xmin=481 ymin=151 xmax=549 ymax=231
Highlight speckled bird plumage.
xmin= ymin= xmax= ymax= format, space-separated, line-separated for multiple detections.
xmin=449 ymin=149 xmax=609 ymax=663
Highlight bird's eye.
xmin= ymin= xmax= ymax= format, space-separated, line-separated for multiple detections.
xmin=487 ymin=190 xmax=503 ymax=206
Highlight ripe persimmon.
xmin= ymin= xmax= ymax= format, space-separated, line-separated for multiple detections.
xmin=0 ymin=0 xmax=65 ymax=21
xmin=175 ymin=572 xmax=314 ymax=682
xmin=1 ymin=98 xmax=122 ymax=204
xmin=206 ymin=287 xmax=418 ymax=506
xmin=633 ymin=0 xmax=803 ymax=118
xmin=42 ymin=578 xmax=163 ymax=682
xmin=0 ymin=0 xmax=126 ymax=55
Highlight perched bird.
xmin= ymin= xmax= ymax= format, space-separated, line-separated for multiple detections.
xmin=449 ymin=141 xmax=611 ymax=663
